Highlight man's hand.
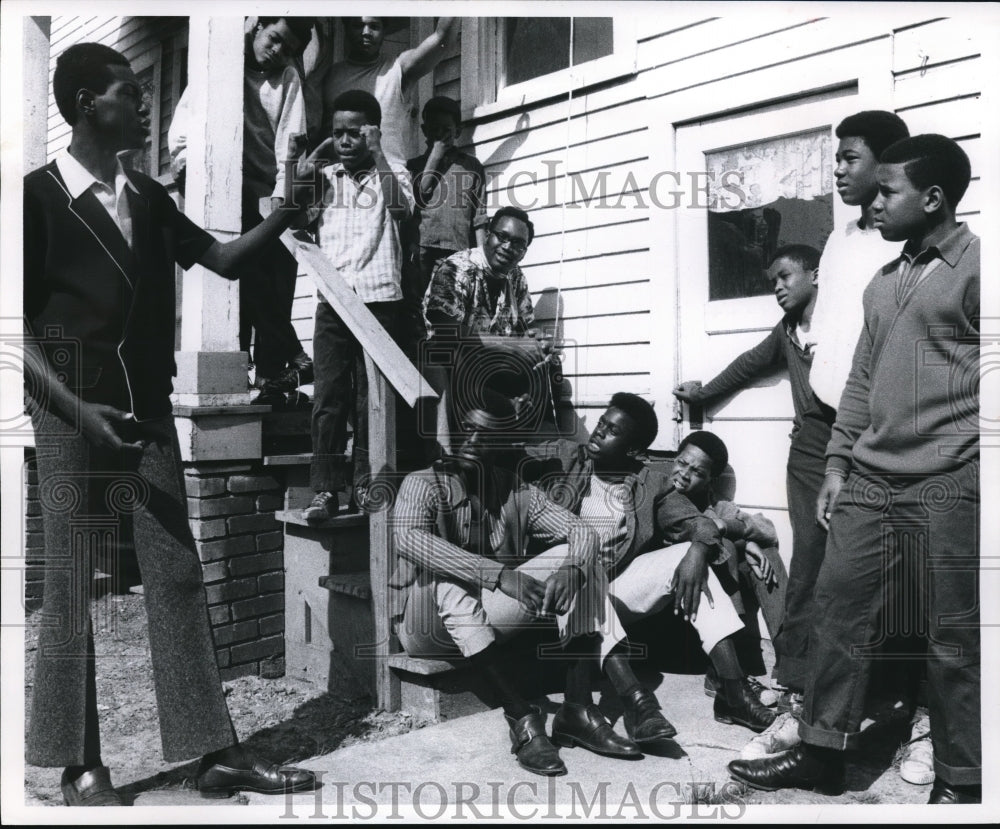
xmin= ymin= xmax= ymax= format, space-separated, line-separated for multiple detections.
xmin=672 ymin=380 xmax=704 ymax=404
xmin=815 ymin=472 xmax=845 ymax=531
xmin=360 ymin=124 xmax=385 ymax=161
xmin=541 ymin=565 xmax=584 ymax=615
xmin=744 ymin=541 xmax=778 ymax=590
xmin=428 ymin=136 xmax=455 ymax=161
xmin=669 ymin=543 xmax=714 ymax=622
xmin=498 ymin=567 xmax=547 ymax=614
xmin=79 ymin=403 xmax=144 ymax=456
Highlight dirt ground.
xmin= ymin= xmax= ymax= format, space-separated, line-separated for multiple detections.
xmin=23 ymin=593 xmax=416 ymax=807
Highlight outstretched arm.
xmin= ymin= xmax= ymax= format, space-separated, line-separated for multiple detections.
xmin=673 ymin=323 xmax=785 ymax=405
xmin=399 ymin=17 xmax=458 ymax=87
xmin=196 ymin=138 xmax=334 ymax=277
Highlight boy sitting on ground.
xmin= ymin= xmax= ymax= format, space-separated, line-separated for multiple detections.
xmin=666 ymin=431 xmax=787 ymax=707
xmin=522 ymin=393 xmax=777 ymax=742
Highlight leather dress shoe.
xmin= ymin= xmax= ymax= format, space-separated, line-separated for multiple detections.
xmin=714 ymin=678 xmax=777 ymax=733
xmin=198 ymin=756 xmax=317 ymax=798
xmin=728 ymin=744 xmax=844 ymax=794
xmin=927 ymin=779 xmax=982 ymax=804
xmin=622 ymin=686 xmax=677 ymax=743
xmin=61 ymin=766 xmax=123 ymax=806
xmin=552 ymin=702 xmax=642 ymax=759
xmin=505 ymin=709 xmax=567 ymax=777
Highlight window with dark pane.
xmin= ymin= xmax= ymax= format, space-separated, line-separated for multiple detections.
xmin=504 ymin=18 xmax=613 ymax=86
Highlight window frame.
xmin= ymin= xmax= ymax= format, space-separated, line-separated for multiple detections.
xmin=460 ymin=17 xmax=637 ymax=122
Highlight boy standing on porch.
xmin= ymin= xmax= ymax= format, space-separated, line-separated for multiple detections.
xmin=302 ymin=89 xmax=414 ymax=522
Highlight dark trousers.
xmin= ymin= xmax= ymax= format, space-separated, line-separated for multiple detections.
xmin=800 ymin=463 xmax=980 ymax=785
xmin=309 ymin=299 xmax=403 ymax=493
xmin=27 ymin=408 xmax=235 ymax=766
xmin=714 ymin=543 xmax=788 ymax=677
xmin=772 ymin=408 xmax=833 ymax=690
xmin=239 ymin=190 xmax=303 ymax=379
xmin=401 ymin=245 xmax=453 ymax=353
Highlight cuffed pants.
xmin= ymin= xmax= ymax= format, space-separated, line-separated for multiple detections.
xmin=799 ymin=463 xmax=980 ymax=786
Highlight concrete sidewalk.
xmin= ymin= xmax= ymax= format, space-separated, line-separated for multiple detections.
xmin=246 ymin=671 xmax=930 ymax=816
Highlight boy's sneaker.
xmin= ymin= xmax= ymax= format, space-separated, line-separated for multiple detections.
xmin=775 ymin=690 xmax=804 ymax=716
xmin=899 ymin=709 xmax=934 ymax=785
xmin=302 ymin=491 xmax=339 ymax=523
xmin=739 ymin=711 xmax=801 ymax=759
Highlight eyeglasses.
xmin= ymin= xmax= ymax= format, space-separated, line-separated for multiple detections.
xmin=489 ymin=230 xmax=529 ymax=254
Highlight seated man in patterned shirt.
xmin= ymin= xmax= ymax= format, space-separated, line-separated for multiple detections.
xmin=391 ymin=390 xmax=640 ymax=777
xmin=521 ymin=394 xmax=777 ymax=742
xmin=421 ymin=207 xmax=557 ymax=452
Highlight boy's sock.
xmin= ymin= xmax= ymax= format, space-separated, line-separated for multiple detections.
xmin=563 ymin=634 xmax=600 ymax=706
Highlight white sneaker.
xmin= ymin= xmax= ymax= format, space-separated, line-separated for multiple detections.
xmin=899 ymin=709 xmax=934 ymax=785
xmin=739 ymin=711 xmax=801 ymax=760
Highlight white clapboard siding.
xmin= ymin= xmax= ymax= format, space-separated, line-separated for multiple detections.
xmin=559 ymin=343 xmax=653 ymax=375
xmin=520 ymin=249 xmax=650 ymax=293
xmin=892 ymin=17 xmax=981 ymax=72
xmin=526 ymin=217 xmax=650 ymax=265
xmin=709 ymin=420 xmax=794 ymax=510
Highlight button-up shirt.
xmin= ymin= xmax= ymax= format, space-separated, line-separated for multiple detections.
xmin=314 ymin=161 xmax=414 ymax=303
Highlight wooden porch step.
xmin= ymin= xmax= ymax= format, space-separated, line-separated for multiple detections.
xmin=387 ymin=653 xmax=461 ymax=676
xmin=275 ymin=509 xmax=367 ymax=529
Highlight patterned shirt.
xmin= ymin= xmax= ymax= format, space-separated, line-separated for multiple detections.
xmin=423 ymin=246 xmax=535 ymax=339
xmin=314 ymin=161 xmax=414 ymax=303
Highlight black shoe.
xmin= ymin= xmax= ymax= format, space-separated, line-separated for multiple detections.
xmin=728 ymin=744 xmax=844 ymax=794
xmin=197 ymin=755 xmax=317 ymax=798
xmin=289 ymin=354 xmax=314 ymax=386
xmin=715 ymin=678 xmax=777 ymax=732
xmin=505 ymin=709 xmax=567 ymax=777
xmin=268 ymin=361 xmax=312 ymax=394
xmin=928 ymin=779 xmax=982 ymax=804
xmin=551 ymin=702 xmax=642 ymax=759
xmin=60 ymin=766 xmax=124 ymax=806
xmin=622 ymin=686 xmax=677 ymax=743
xmin=302 ymin=491 xmax=339 ymax=523
xmin=251 ymin=387 xmax=287 ymax=409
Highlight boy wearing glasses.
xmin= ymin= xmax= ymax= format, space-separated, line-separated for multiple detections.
xmin=423 ymin=207 xmax=555 ymax=445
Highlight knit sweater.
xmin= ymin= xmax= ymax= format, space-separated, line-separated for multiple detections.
xmin=826 ymin=223 xmax=979 ymax=477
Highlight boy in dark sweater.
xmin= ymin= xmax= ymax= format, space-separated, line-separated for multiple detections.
xmin=728 ymin=135 xmax=980 ymax=805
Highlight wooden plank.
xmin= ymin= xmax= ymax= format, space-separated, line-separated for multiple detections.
xmin=520 ymin=249 xmax=651 ymax=293
xmin=892 ymin=17 xmax=981 ymax=73
xmin=367 ymin=366 xmax=400 ymax=712
xmin=287 ymin=234 xmax=437 ymax=408
xmin=893 ymin=55 xmax=981 ymax=109
xmin=533 ymin=280 xmax=651 ymax=319
xmin=526 ymin=219 xmax=650 ymax=266
xmin=896 ymin=94 xmax=981 ymax=140
xmin=567 ymin=374 xmax=652 ymax=403
xmin=560 ymin=342 xmax=652 ymax=375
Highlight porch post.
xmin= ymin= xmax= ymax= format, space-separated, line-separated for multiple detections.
xmin=173 ymin=16 xmax=261 ymax=463
xmin=175 ymin=16 xmax=249 ymax=410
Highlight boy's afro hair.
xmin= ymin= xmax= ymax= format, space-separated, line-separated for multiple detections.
xmin=678 ymin=431 xmax=729 ymax=478
xmin=330 ymin=89 xmax=382 ymax=127
xmin=835 ymin=110 xmax=909 ymax=160
xmin=608 ymin=392 xmax=659 ymax=451
xmin=880 ymin=133 xmax=972 ymax=210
